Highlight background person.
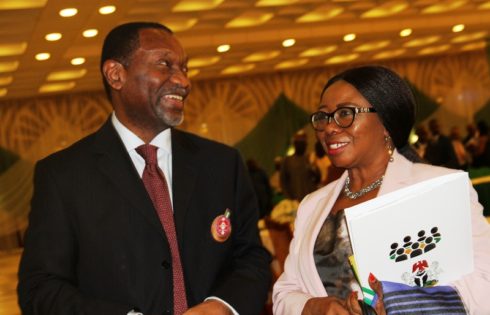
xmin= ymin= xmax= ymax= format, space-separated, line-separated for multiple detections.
xmin=424 ymin=118 xmax=459 ymax=169
xmin=18 ymin=22 xmax=271 ymax=315
xmin=472 ymin=120 xmax=490 ymax=168
xmin=280 ymin=130 xmax=320 ymax=201
xmin=246 ymin=158 xmax=273 ymax=219
xmin=272 ymin=65 xmax=490 ymax=315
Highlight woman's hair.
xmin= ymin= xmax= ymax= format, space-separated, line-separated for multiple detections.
xmin=321 ymin=65 xmax=423 ymax=162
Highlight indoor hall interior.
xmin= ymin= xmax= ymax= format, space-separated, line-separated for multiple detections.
xmin=1 ymin=0 xmax=490 ymax=314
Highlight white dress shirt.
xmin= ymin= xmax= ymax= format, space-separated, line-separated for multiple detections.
xmin=112 ymin=113 xmax=174 ymax=206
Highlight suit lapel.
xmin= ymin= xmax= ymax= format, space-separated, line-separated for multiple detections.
xmin=92 ymin=119 xmax=165 ymax=237
xmin=171 ymin=129 xmax=198 ymax=244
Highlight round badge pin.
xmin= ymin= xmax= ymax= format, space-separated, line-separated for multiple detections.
xmin=211 ymin=208 xmax=232 ymax=242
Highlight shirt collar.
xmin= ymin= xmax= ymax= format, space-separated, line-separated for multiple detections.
xmin=111 ymin=112 xmax=172 ymax=154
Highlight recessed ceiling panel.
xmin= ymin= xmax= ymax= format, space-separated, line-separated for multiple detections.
xmin=300 ymin=45 xmax=337 ymax=57
xmin=243 ymin=51 xmax=281 ymax=62
xmin=222 ymin=63 xmax=255 ymax=74
xmin=422 ymin=0 xmax=467 ymax=14
xmin=0 ymin=42 xmax=27 ymax=57
xmin=325 ymin=53 xmax=359 ymax=64
xmin=404 ymin=35 xmax=440 ymax=47
xmin=274 ymin=58 xmax=308 ymax=69
xmin=296 ymin=5 xmax=344 ymax=23
xmin=226 ymin=11 xmax=274 ymax=28
xmin=0 ymin=0 xmax=47 ymax=10
xmin=361 ymin=1 xmax=409 ymax=18
xmin=173 ymin=0 xmax=224 ymax=12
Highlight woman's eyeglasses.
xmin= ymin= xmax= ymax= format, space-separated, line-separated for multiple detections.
xmin=310 ymin=106 xmax=377 ymax=131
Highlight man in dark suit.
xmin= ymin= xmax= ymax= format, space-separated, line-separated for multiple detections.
xmin=17 ymin=22 xmax=271 ymax=315
xmin=424 ymin=118 xmax=459 ymax=169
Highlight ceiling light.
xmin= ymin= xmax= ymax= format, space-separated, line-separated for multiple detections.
xmin=217 ymin=44 xmax=230 ymax=53
xmin=59 ymin=8 xmax=78 ymax=17
xmin=452 ymin=24 xmax=465 ymax=33
xmin=173 ymin=0 xmax=224 ymax=12
xmin=83 ymin=29 xmax=98 ymax=38
xmin=296 ymin=5 xmax=344 ymax=23
xmin=45 ymin=33 xmax=62 ymax=41
xmin=39 ymin=82 xmax=76 ymax=93
xmin=0 ymin=61 xmax=19 ymax=72
xmin=343 ymin=33 xmax=356 ymax=42
xmin=300 ymin=45 xmax=337 ymax=57
xmin=47 ymin=69 xmax=87 ymax=81
xmin=282 ymin=39 xmax=295 ymax=47
xmin=400 ymin=28 xmax=412 ymax=37
xmin=35 ymin=52 xmax=50 ymax=61
xmin=361 ymin=1 xmax=409 ymax=18
xmin=188 ymin=56 xmax=221 ymax=68
xmin=0 ymin=42 xmax=27 ymax=56
xmin=243 ymin=50 xmax=280 ymax=62
xmin=325 ymin=53 xmax=359 ymax=64
xmin=221 ymin=64 xmax=255 ymax=75
xmin=0 ymin=76 xmax=13 ymax=86
xmin=71 ymin=57 xmax=86 ymax=65
xmin=275 ymin=59 xmax=308 ymax=69
xmin=0 ymin=88 xmax=7 ymax=97
xmin=226 ymin=12 xmax=274 ymax=28
xmin=99 ymin=5 xmax=116 ymax=15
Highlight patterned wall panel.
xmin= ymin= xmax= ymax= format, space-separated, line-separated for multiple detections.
xmin=0 ymin=51 xmax=489 ymax=161
xmin=0 ymin=94 xmax=112 ymax=161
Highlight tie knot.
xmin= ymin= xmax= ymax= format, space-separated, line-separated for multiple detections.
xmin=136 ymin=144 xmax=158 ymax=165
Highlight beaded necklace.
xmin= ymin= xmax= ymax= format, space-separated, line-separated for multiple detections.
xmin=343 ymin=175 xmax=384 ymax=200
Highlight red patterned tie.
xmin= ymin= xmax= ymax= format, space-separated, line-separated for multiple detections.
xmin=136 ymin=144 xmax=188 ymax=315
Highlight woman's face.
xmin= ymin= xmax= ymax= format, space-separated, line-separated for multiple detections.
xmin=316 ymin=80 xmax=389 ymax=170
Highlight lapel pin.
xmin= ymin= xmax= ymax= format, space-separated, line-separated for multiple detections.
xmin=211 ymin=208 xmax=232 ymax=242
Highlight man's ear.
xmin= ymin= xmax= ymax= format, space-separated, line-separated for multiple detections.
xmin=102 ymin=60 xmax=126 ymax=91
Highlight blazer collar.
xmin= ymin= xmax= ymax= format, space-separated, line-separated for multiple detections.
xmin=379 ymin=150 xmax=414 ymax=195
xmin=170 ymin=129 xmax=198 ymax=240
xmin=92 ymin=119 xmax=164 ymax=236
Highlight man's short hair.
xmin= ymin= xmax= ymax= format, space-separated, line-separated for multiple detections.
xmin=100 ymin=22 xmax=172 ymax=99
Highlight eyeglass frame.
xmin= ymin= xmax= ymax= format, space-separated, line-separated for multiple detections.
xmin=310 ymin=106 xmax=377 ymax=131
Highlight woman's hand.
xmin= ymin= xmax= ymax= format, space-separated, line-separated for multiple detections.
xmin=302 ymin=293 xmax=363 ymax=315
xmin=369 ymin=273 xmax=386 ymax=315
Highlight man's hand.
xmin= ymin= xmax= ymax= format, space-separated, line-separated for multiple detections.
xmin=183 ymin=300 xmax=233 ymax=315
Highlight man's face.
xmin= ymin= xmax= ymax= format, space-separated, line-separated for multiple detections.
xmin=117 ymin=28 xmax=191 ymax=133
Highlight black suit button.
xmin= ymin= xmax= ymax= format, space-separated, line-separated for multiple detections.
xmin=162 ymin=310 xmax=171 ymax=315
xmin=161 ymin=260 xmax=170 ymax=269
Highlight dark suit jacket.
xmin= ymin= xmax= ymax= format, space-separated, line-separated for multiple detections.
xmin=18 ymin=119 xmax=271 ymax=315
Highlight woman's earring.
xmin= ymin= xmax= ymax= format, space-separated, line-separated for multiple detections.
xmin=385 ymin=135 xmax=394 ymax=162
